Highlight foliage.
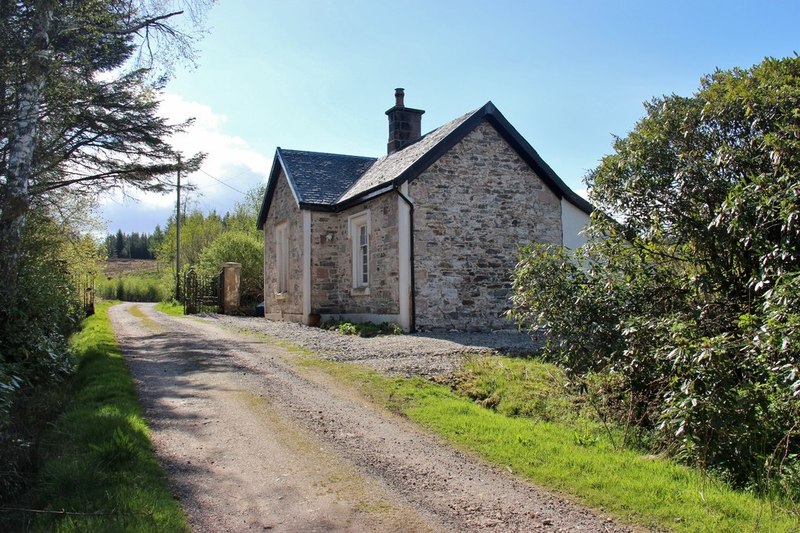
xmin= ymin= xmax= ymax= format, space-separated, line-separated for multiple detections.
xmin=221 ymin=183 xmax=267 ymax=236
xmin=321 ymin=320 xmax=403 ymax=337
xmin=104 ymin=229 xmax=160 ymax=259
xmin=508 ymin=56 xmax=800 ymax=495
xmin=0 ymin=207 xmax=103 ymax=502
xmin=0 ymin=0 xmax=209 ymax=500
xmin=299 ymin=355 xmax=800 ymax=532
xmin=0 ymin=1 xmax=210 ymax=314
xmin=155 ymin=185 xmax=265 ymax=301
xmin=95 ymin=272 xmax=170 ymax=302
xmin=155 ymin=208 xmax=225 ymax=296
xmin=199 ymin=231 xmax=263 ymax=305
xmin=0 ymin=301 xmax=189 ymax=532
xmin=0 ymin=0 xmax=211 ymax=512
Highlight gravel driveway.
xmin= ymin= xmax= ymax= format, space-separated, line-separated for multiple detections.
xmin=110 ymin=303 xmax=634 ymax=532
xmin=203 ymin=314 xmax=545 ymax=378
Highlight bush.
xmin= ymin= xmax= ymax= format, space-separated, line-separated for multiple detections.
xmin=0 ymin=256 xmax=81 ymax=502
xmin=322 ymin=320 xmax=403 ymax=337
xmin=508 ymin=56 xmax=800 ymax=496
xmin=199 ymin=231 xmax=263 ymax=306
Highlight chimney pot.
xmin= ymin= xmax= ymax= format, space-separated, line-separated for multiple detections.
xmin=395 ymin=88 xmax=405 ymax=107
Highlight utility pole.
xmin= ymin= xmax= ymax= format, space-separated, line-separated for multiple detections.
xmin=175 ymin=155 xmax=181 ymax=301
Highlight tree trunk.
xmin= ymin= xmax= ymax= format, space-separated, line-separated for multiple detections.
xmin=0 ymin=0 xmax=53 ymax=310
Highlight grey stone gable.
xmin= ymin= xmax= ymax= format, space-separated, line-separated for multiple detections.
xmin=338 ymin=101 xmax=593 ymax=214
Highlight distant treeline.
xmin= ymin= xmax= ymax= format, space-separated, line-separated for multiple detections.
xmin=104 ymin=227 xmax=164 ymax=259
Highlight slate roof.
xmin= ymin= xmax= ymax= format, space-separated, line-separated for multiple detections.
xmin=278 ymin=149 xmax=376 ymax=205
xmin=257 ymin=102 xmax=593 ymax=229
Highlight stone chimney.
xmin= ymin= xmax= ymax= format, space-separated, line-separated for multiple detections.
xmin=385 ymin=88 xmax=425 ymax=154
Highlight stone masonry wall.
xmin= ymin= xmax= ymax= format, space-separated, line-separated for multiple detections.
xmin=263 ymin=170 xmax=304 ymax=321
xmin=409 ymin=120 xmax=562 ymax=330
xmin=311 ymin=194 xmax=400 ymax=316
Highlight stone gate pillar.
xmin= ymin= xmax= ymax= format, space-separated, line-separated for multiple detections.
xmin=221 ymin=262 xmax=242 ymax=314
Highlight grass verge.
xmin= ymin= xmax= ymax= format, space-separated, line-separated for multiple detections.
xmin=154 ymin=300 xmax=183 ymax=317
xmin=27 ymin=301 xmax=188 ymax=532
xmin=298 ymin=356 xmax=799 ymax=532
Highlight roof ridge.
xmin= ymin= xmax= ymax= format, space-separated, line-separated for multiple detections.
xmin=334 ymin=106 xmax=485 ymax=204
xmin=279 ymin=147 xmax=377 ymax=160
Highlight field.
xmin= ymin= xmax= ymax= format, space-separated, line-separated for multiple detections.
xmin=102 ymin=259 xmax=160 ymax=276
xmin=97 ymin=260 xmax=169 ymax=302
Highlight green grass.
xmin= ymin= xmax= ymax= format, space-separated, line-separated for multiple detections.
xmin=453 ymin=355 xmax=575 ymax=421
xmin=95 ymin=272 xmax=170 ymax=302
xmin=28 ymin=301 xmax=188 ymax=532
xmin=298 ymin=356 xmax=800 ymax=532
xmin=154 ymin=300 xmax=184 ymax=317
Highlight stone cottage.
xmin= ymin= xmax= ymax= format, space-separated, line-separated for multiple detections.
xmin=256 ymin=89 xmax=592 ymax=331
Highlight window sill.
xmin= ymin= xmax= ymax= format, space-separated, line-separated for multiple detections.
xmin=351 ymin=287 xmax=370 ymax=297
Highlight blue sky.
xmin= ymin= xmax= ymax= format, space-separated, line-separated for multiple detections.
xmin=100 ymin=0 xmax=800 ymax=234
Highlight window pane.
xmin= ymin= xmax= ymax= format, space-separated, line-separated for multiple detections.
xmin=351 ymin=217 xmax=369 ymax=288
xmin=276 ymin=225 xmax=288 ymax=292
xmin=361 ymin=246 xmax=368 ymax=284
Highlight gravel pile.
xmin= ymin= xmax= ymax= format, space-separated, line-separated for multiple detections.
xmin=200 ymin=314 xmax=545 ymax=378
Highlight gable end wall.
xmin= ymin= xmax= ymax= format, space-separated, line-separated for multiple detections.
xmin=263 ymin=169 xmax=304 ymax=321
xmin=410 ymin=120 xmax=562 ymax=330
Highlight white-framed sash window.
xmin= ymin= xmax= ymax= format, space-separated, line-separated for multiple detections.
xmin=348 ymin=211 xmax=370 ymax=289
xmin=275 ymin=222 xmax=289 ymax=293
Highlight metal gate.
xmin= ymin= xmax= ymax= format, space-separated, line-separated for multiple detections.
xmin=183 ymin=268 xmax=223 ymax=314
xmin=75 ymin=271 xmax=96 ymax=315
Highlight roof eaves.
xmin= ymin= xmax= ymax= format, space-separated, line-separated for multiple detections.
xmin=297 ymin=201 xmax=337 ymax=212
xmin=256 ymin=153 xmax=282 ymax=229
xmin=255 ymin=148 xmax=304 ymax=229
xmin=275 ymin=148 xmax=304 ymax=206
xmin=331 ymin=183 xmax=396 ymax=212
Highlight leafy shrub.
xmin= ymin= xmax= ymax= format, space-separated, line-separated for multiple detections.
xmin=199 ymin=231 xmax=264 ymax=306
xmin=322 ymin=320 xmax=403 ymax=337
xmin=509 ymin=56 xmax=800 ymax=496
xmin=0 ymin=254 xmax=81 ymax=501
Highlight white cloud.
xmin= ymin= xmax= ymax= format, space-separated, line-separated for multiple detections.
xmin=100 ymin=93 xmax=272 ymax=233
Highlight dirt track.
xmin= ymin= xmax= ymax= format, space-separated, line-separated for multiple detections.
xmin=109 ymin=302 xmax=634 ymax=532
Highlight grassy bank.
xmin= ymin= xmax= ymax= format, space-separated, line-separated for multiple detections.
xmin=297 ymin=355 xmax=799 ymax=532
xmin=24 ymin=301 xmax=187 ymax=532
xmin=154 ymin=300 xmax=184 ymax=317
